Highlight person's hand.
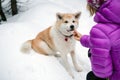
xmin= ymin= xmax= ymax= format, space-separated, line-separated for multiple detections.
xmin=73 ymin=30 xmax=82 ymax=41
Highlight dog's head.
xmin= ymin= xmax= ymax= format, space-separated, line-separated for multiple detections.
xmin=55 ymin=12 xmax=81 ymax=36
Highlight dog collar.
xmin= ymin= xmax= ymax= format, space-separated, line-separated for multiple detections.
xmin=57 ymin=29 xmax=73 ymax=41
xmin=64 ymin=34 xmax=73 ymax=42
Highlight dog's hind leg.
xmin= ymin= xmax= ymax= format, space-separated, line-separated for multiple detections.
xmin=32 ymin=40 xmax=55 ymax=55
xmin=71 ymin=50 xmax=82 ymax=72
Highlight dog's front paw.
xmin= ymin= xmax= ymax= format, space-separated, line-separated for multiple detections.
xmin=69 ymin=72 xmax=74 ymax=79
xmin=76 ymin=67 xmax=82 ymax=72
xmin=54 ymin=54 xmax=61 ymax=57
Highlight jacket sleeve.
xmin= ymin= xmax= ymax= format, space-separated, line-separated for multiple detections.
xmin=80 ymin=35 xmax=91 ymax=48
xmin=90 ymin=27 xmax=113 ymax=78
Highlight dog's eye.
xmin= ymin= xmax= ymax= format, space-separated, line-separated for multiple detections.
xmin=64 ymin=21 xmax=68 ymax=23
xmin=73 ymin=20 xmax=75 ymax=23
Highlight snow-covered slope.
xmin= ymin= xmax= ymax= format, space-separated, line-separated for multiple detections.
xmin=0 ymin=0 xmax=95 ymax=80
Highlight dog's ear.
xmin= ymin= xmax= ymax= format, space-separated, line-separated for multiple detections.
xmin=75 ymin=12 xmax=81 ymax=19
xmin=56 ymin=13 xmax=63 ymax=20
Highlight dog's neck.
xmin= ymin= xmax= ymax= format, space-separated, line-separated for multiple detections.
xmin=57 ymin=29 xmax=73 ymax=42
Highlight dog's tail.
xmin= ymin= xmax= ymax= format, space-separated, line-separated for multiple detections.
xmin=21 ymin=40 xmax=32 ymax=53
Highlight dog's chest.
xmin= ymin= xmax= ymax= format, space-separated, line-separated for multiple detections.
xmin=52 ymin=32 xmax=75 ymax=53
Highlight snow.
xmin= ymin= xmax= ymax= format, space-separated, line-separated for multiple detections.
xmin=0 ymin=0 xmax=95 ymax=80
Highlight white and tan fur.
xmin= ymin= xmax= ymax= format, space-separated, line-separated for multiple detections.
xmin=21 ymin=12 xmax=82 ymax=78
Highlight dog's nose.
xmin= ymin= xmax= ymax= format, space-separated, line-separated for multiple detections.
xmin=70 ymin=25 xmax=74 ymax=30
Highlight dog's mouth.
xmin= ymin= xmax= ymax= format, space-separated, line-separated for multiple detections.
xmin=67 ymin=29 xmax=74 ymax=32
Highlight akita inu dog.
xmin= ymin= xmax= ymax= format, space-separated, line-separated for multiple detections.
xmin=21 ymin=12 xmax=82 ymax=78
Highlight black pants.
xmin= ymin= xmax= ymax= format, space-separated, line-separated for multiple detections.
xmin=86 ymin=71 xmax=107 ymax=80
xmin=87 ymin=49 xmax=107 ymax=80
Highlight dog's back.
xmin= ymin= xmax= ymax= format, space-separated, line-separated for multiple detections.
xmin=21 ymin=27 xmax=55 ymax=55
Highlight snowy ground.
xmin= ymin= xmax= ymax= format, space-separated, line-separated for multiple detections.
xmin=0 ymin=0 xmax=95 ymax=80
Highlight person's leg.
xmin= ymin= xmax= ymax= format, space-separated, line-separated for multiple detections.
xmin=87 ymin=50 xmax=107 ymax=80
xmin=86 ymin=71 xmax=107 ymax=80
